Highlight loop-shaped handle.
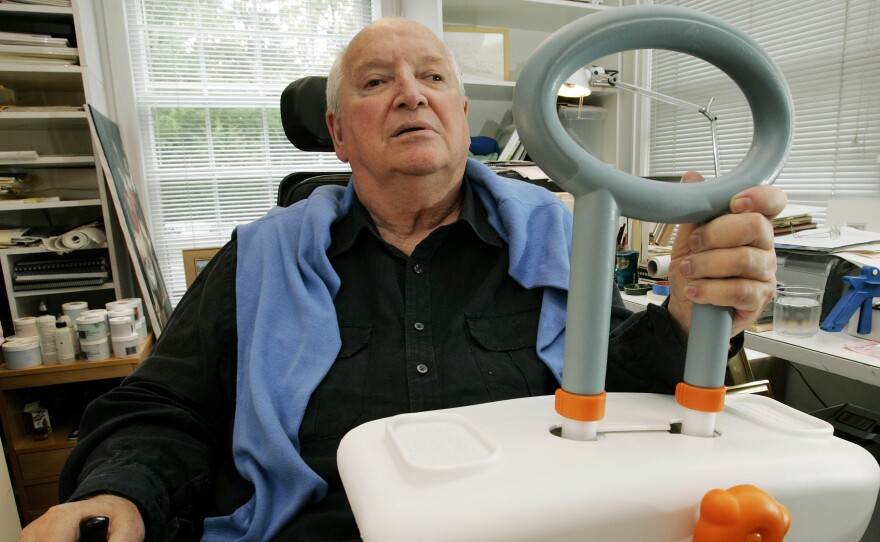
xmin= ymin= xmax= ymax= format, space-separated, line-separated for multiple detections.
xmin=513 ymin=5 xmax=793 ymax=223
xmin=514 ymin=6 xmax=794 ymax=439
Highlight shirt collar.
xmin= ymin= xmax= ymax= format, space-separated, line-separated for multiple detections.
xmin=328 ymin=175 xmax=504 ymax=259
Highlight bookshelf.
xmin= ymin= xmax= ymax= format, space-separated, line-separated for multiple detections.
xmin=386 ymin=0 xmax=639 ymax=172
xmin=0 ymin=0 xmax=139 ymax=525
xmin=0 ymin=0 xmax=133 ymax=327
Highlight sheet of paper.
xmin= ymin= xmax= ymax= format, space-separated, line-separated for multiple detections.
xmin=775 ymin=227 xmax=880 ymax=251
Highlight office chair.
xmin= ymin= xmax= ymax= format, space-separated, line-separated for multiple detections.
xmin=278 ymin=75 xmax=351 ymax=207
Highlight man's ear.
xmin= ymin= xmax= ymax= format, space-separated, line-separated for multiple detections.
xmin=325 ymin=110 xmax=349 ymax=163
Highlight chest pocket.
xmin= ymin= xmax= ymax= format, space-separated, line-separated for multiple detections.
xmin=465 ymin=307 xmax=556 ymax=401
xmin=302 ymin=323 xmax=372 ymax=441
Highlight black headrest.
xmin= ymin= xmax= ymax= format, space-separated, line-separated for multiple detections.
xmin=280 ymin=76 xmax=335 ymax=152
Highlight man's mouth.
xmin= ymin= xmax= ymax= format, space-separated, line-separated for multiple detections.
xmin=393 ymin=123 xmax=431 ymax=136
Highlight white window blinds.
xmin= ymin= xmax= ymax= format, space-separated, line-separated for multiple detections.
xmin=648 ymin=0 xmax=880 ymax=211
xmin=123 ymin=0 xmax=372 ymax=306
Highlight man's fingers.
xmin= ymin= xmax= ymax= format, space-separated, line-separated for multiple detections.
xmin=730 ymin=184 xmax=787 ymax=219
xmin=680 ymin=170 xmax=705 ymax=184
xmin=687 ymin=213 xmax=776 ymax=252
xmin=681 ymin=277 xmax=775 ymax=315
xmin=679 ymin=246 xmax=776 ymax=282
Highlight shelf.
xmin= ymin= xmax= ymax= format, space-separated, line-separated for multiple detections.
xmin=0 ymin=4 xmax=73 ymax=18
xmin=0 ymin=154 xmax=95 ymax=167
xmin=0 ymin=334 xmax=153 ymax=391
xmin=0 ymin=111 xmax=86 ymax=122
xmin=0 ymin=65 xmax=84 ymax=91
xmin=443 ymin=0 xmax=610 ymax=32
xmin=0 ymin=198 xmax=101 ymax=211
xmin=0 ymin=244 xmax=102 ymax=256
xmin=11 ymin=281 xmax=115 ymax=299
xmin=13 ymin=419 xmax=77 ymax=454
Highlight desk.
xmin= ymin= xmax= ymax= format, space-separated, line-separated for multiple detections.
xmin=620 ymin=293 xmax=880 ymax=388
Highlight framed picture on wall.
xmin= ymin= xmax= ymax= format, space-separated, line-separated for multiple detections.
xmin=87 ymin=105 xmax=173 ymax=338
xmin=182 ymin=247 xmax=220 ymax=288
xmin=443 ymin=25 xmax=509 ymax=82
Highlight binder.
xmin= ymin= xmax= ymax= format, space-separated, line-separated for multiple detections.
xmin=12 ymin=252 xmax=111 ymax=288
xmin=13 ymin=277 xmax=108 ymax=291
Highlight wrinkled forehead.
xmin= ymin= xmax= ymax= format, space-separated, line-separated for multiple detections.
xmin=345 ymin=24 xmax=454 ymax=77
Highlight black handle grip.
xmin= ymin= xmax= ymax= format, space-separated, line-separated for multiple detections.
xmin=79 ymin=516 xmax=109 ymax=542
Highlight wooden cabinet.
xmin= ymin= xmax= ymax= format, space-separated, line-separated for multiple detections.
xmin=0 ymin=335 xmax=152 ymax=524
xmin=0 ymin=0 xmax=132 ymax=324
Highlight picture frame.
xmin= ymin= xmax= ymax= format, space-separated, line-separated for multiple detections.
xmin=443 ymin=25 xmax=509 ymax=82
xmin=87 ymin=105 xmax=174 ymax=338
xmin=183 ymin=247 xmax=220 ymax=288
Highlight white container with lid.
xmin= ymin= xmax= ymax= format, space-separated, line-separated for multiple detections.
xmin=2 ymin=337 xmax=42 ymax=369
xmin=76 ymin=313 xmax=108 ymax=341
xmin=112 ymin=333 xmax=142 ymax=358
xmin=109 ymin=316 xmax=135 ymax=339
xmin=79 ymin=337 xmax=110 ymax=361
xmin=13 ymin=316 xmax=38 ymax=338
xmin=61 ymin=301 xmax=89 ymax=322
xmin=119 ymin=298 xmax=144 ymax=321
xmin=135 ymin=317 xmax=147 ymax=342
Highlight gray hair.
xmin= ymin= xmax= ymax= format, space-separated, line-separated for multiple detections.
xmin=325 ymin=29 xmax=466 ymax=118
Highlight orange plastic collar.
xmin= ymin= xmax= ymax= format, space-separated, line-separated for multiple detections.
xmin=555 ymin=389 xmax=606 ymax=421
xmin=675 ymin=382 xmax=726 ymax=413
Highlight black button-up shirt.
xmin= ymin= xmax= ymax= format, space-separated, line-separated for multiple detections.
xmin=63 ymin=177 xmax=705 ymax=541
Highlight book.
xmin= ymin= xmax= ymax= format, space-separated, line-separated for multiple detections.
xmin=12 ymin=277 xmax=107 ymax=291
xmin=13 ymin=253 xmax=110 ymax=285
xmin=0 ymin=44 xmax=79 ymax=61
xmin=773 ymin=222 xmax=817 ymax=236
xmin=14 ymin=267 xmax=109 ymax=282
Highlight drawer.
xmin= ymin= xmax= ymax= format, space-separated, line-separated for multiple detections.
xmin=23 ymin=480 xmax=59 ymax=511
xmin=19 ymin=448 xmax=71 ymax=481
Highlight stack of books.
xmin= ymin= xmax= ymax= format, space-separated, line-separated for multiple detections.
xmin=0 ymin=172 xmax=26 ymax=197
xmin=772 ymin=212 xmax=817 ymax=236
xmin=12 ymin=252 xmax=110 ymax=291
xmin=497 ymin=131 xmax=529 ymax=162
xmin=0 ymin=0 xmax=72 ymax=8
xmin=0 ymin=29 xmax=78 ymax=66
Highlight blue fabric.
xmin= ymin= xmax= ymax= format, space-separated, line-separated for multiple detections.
xmin=202 ymin=158 xmax=573 ymax=540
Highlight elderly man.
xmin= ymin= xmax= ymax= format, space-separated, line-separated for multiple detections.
xmin=22 ymin=16 xmax=784 ymax=542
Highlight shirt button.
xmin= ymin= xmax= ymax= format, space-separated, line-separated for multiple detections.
xmin=416 ymin=364 xmax=429 ymax=374
xmin=413 ymin=322 xmax=425 ymax=331
xmin=413 ymin=264 xmax=423 ymax=274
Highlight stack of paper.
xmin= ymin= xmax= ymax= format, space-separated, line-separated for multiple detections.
xmin=772 ymin=203 xmax=821 ymax=236
xmin=0 ymin=30 xmax=77 ymax=65
xmin=775 ymin=226 xmax=880 ymax=270
xmin=0 ymin=1 xmax=72 ymax=7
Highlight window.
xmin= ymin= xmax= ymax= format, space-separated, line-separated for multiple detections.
xmin=648 ymin=0 xmax=879 ymax=213
xmin=122 ymin=0 xmax=373 ymax=306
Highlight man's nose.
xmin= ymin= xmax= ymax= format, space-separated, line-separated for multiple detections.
xmin=393 ymin=75 xmax=427 ymax=110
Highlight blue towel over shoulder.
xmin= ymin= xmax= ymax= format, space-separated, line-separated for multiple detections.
xmin=202 ymin=158 xmax=573 ymax=540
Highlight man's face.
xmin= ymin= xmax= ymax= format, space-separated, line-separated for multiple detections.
xmin=327 ymin=20 xmax=470 ymax=180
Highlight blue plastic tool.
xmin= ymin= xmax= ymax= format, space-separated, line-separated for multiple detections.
xmin=820 ymin=266 xmax=880 ymax=334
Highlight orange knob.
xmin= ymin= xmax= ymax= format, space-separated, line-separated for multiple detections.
xmin=694 ymin=484 xmax=791 ymax=542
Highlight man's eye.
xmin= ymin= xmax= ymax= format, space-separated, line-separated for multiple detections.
xmin=365 ymin=79 xmax=382 ymax=88
xmin=430 ymin=74 xmax=444 ymax=82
